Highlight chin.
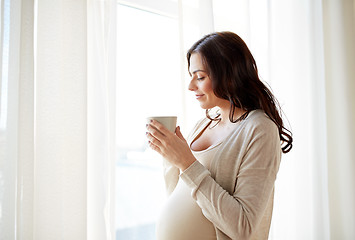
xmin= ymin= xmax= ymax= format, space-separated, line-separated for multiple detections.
xmin=199 ymin=103 xmax=214 ymax=110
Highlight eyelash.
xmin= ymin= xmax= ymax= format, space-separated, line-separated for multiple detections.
xmin=197 ymin=77 xmax=205 ymax=81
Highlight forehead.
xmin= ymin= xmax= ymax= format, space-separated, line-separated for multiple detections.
xmin=189 ymin=53 xmax=206 ymax=74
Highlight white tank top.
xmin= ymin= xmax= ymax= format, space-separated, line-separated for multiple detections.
xmin=155 ymin=144 xmax=221 ymax=240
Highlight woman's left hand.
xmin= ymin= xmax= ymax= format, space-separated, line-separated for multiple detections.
xmin=146 ymin=120 xmax=196 ymax=171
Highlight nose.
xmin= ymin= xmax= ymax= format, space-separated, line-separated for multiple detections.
xmin=188 ymin=78 xmax=197 ymax=91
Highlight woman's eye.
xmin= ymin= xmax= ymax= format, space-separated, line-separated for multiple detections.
xmin=197 ymin=77 xmax=205 ymax=81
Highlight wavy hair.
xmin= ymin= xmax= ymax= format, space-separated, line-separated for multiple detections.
xmin=187 ymin=31 xmax=293 ymax=153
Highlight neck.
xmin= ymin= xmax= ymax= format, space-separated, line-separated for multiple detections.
xmin=219 ymin=105 xmax=245 ymax=125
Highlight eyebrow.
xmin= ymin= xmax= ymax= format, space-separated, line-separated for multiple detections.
xmin=190 ymin=69 xmax=207 ymax=74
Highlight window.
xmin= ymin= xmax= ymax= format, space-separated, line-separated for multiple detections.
xmin=116 ymin=1 xmax=180 ymax=239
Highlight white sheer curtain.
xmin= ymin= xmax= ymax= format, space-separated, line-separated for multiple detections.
xmin=179 ymin=0 xmax=355 ymax=239
xmin=0 ymin=0 xmax=116 ymax=239
xmin=323 ymin=0 xmax=355 ymax=238
xmin=87 ymin=0 xmax=116 ymax=239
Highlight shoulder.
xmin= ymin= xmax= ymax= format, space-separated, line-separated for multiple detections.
xmin=230 ymin=110 xmax=280 ymax=146
xmin=243 ymin=110 xmax=278 ymax=133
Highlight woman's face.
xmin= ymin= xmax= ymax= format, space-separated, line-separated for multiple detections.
xmin=188 ymin=53 xmax=227 ymax=109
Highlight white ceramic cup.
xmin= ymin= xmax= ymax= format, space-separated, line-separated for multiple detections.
xmin=147 ymin=116 xmax=177 ymax=132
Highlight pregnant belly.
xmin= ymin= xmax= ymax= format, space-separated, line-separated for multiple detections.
xmin=155 ymin=179 xmax=217 ymax=240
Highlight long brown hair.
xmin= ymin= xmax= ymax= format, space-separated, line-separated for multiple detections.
xmin=187 ymin=31 xmax=293 ymax=153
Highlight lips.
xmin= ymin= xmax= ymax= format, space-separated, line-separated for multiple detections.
xmin=195 ymin=94 xmax=204 ymax=99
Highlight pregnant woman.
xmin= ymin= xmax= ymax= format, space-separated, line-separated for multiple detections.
xmin=146 ymin=31 xmax=293 ymax=240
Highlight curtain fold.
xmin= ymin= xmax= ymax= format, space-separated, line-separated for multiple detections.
xmin=35 ymin=0 xmax=88 ymax=239
xmin=87 ymin=0 xmax=116 ymax=239
xmin=323 ymin=0 xmax=355 ymax=238
xmin=0 ymin=0 xmax=24 ymax=238
xmin=17 ymin=0 xmax=35 ymax=238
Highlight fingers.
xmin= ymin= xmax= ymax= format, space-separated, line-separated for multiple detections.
xmin=148 ymin=120 xmax=170 ymax=136
xmin=146 ymin=121 xmax=166 ymax=151
xmin=146 ymin=131 xmax=161 ymax=146
xmin=146 ymin=122 xmax=165 ymax=140
xmin=146 ymin=130 xmax=164 ymax=156
xmin=146 ymin=122 xmax=188 ymax=159
xmin=175 ymin=126 xmax=185 ymax=141
xmin=147 ymin=139 xmax=163 ymax=155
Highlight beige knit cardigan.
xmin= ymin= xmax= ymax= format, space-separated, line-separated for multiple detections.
xmin=163 ymin=110 xmax=282 ymax=239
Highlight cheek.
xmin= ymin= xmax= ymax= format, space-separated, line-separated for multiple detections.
xmin=200 ymin=79 xmax=213 ymax=94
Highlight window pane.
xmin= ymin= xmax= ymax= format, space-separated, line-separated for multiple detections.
xmin=116 ymin=4 xmax=180 ymax=240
